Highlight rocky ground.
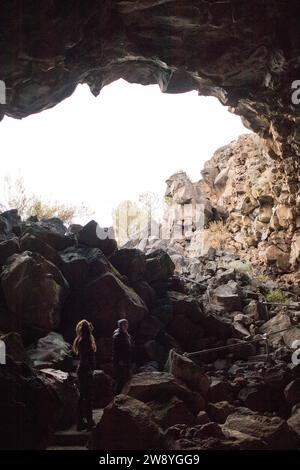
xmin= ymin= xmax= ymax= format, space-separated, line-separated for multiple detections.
xmin=0 ymin=203 xmax=300 ymax=450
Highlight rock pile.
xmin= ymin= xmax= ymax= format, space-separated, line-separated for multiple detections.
xmin=154 ymin=134 xmax=300 ymax=277
xmin=1 ymin=207 xmax=300 ymax=450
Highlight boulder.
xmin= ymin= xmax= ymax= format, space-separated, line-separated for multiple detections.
xmin=93 ymin=370 xmax=115 ymax=408
xmin=202 ymin=312 xmax=233 ymax=340
xmin=124 ymin=371 xmax=205 ymax=415
xmin=238 ymin=384 xmax=286 ymax=414
xmin=148 ymin=396 xmax=196 ymax=429
xmin=168 ymin=291 xmax=204 ymax=324
xmin=90 ymin=394 xmax=166 ymax=450
xmin=260 ymin=312 xmax=291 ymax=347
xmin=77 ymin=220 xmax=117 ymax=257
xmin=0 ymin=237 xmax=20 ymax=265
xmin=0 ymin=358 xmax=59 ymax=450
xmin=84 ymin=272 xmax=148 ymax=336
xmin=59 ymin=248 xmax=89 ymax=288
xmin=224 ymin=409 xmax=298 ymax=450
xmin=20 ymin=234 xmax=61 ymax=268
xmin=272 ymin=204 xmax=294 ymax=229
xmin=26 ymin=332 xmax=72 ymax=370
xmin=242 ymin=300 xmax=261 ymax=320
xmin=146 ymin=249 xmax=175 ymax=283
xmin=131 ymin=281 xmax=157 ymax=309
xmin=168 ymin=349 xmax=210 ymax=396
xmin=38 ymin=218 xmax=67 ymax=235
xmin=167 ymin=315 xmax=202 ymax=347
xmin=209 ymin=378 xmax=236 ymax=404
xmin=110 ymin=249 xmax=147 ymax=282
xmin=283 ymin=326 xmax=300 ymax=348
xmin=207 ymin=401 xmax=236 ymax=424
xmin=139 ymin=315 xmax=165 ymax=341
xmin=60 ymin=245 xmax=118 ymax=288
xmin=0 ymin=209 xmax=22 ymax=236
xmin=22 ymin=222 xmax=74 ymax=251
xmin=265 ymin=244 xmax=290 ymax=271
xmin=38 ymin=368 xmax=79 ymax=430
xmin=66 ymin=224 xmax=83 ymax=236
xmin=167 ymin=422 xmax=265 ymax=450
xmin=220 ymin=427 xmax=267 ymax=450
xmin=1 ymin=252 xmax=69 ymax=341
xmin=213 ymin=281 xmax=242 ymax=312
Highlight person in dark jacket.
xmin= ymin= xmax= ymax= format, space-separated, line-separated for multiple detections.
xmin=113 ymin=318 xmax=135 ymax=394
xmin=73 ymin=319 xmax=97 ymax=430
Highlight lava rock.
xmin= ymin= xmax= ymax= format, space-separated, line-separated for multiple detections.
xmin=110 ymin=249 xmax=147 ymax=283
xmin=224 ymin=409 xmax=298 ymax=450
xmin=78 ymin=220 xmax=117 ymax=257
xmin=90 ymin=394 xmax=167 ymax=450
xmin=1 ymin=252 xmax=69 ymax=342
xmin=146 ymin=249 xmax=175 ymax=283
xmin=124 ymin=371 xmax=205 ymax=415
xmin=0 ymin=238 xmax=20 ymax=265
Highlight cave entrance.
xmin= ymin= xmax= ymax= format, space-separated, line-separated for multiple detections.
xmin=0 ymin=78 xmax=250 ymax=241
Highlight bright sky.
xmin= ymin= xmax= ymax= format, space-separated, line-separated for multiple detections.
xmin=0 ymin=79 xmax=250 ymax=226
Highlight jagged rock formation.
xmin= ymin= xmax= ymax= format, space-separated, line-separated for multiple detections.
xmin=163 ymin=133 xmax=300 ymax=274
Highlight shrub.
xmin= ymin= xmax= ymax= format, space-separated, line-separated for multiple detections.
xmin=227 ymin=260 xmax=253 ymax=274
xmin=203 ymin=220 xmax=230 ymax=250
xmin=266 ymin=289 xmax=290 ymax=304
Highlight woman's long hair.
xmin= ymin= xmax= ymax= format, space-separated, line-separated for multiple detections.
xmin=73 ymin=319 xmax=97 ymax=355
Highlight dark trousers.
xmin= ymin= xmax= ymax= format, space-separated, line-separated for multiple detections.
xmin=114 ymin=362 xmax=131 ymax=394
xmin=77 ymin=368 xmax=93 ymax=425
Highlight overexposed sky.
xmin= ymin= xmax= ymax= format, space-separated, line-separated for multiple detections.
xmin=0 ymin=79 xmax=250 ymax=226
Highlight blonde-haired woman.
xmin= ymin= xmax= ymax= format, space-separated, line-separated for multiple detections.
xmin=73 ymin=319 xmax=97 ymax=430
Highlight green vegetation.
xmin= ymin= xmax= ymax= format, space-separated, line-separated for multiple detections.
xmin=266 ymin=289 xmax=290 ymax=304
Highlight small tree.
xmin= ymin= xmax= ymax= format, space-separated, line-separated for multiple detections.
xmin=0 ymin=175 xmax=92 ymax=224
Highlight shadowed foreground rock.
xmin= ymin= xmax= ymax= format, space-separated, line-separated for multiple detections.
xmin=89 ymin=395 xmax=167 ymax=450
xmin=0 ymin=358 xmax=59 ymax=450
xmin=1 ymin=251 xmax=69 ymax=342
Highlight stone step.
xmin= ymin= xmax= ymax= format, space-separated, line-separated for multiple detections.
xmin=48 ymin=408 xmax=103 ymax=449
xmin=51 ymin=428 xmax=89 ymax=447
